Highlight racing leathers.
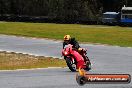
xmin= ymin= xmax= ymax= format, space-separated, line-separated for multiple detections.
xmin=63 ymin=38 xmax=80 ymax=50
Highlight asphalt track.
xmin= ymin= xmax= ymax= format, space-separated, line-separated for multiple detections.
xmin=0 ymin=34 xmax=132 ymax=88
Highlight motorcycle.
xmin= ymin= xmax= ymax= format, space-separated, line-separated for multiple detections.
xmin=62 ymin=44 xmax=91 ymax=72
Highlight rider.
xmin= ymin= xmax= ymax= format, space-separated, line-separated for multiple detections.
xmin=63 ymin=35 xmax=88 ymax=61
xmin=63 ymin=35 xmax=80 ymax=50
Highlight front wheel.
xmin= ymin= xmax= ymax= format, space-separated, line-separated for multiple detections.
xmin=65 ymin=57 xmax=76 ymax=72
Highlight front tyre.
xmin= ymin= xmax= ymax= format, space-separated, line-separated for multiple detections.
xmin=65 ymin=57 xmax=76 ymax=72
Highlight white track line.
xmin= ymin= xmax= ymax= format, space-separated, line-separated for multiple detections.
xmin=0 ymin=67 xmax=65 ymax=72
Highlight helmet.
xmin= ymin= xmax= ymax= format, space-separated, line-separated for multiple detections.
xmin=64 ymin=35 xmax=71 ymax=41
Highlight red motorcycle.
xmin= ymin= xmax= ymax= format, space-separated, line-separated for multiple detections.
xmin=62 ymin=44 xmax=91 ymax=72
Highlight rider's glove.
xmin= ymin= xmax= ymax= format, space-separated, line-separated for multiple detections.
xmin=78 ymin=48 xmax=83 ymax=52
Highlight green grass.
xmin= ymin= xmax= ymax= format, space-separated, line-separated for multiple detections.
xmin=0 ymin=51 xmax=66 ymax=70
xmin=0 ymin=21 xmax=132 ymax=47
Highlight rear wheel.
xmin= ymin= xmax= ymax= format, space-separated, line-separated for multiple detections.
xmin=85 ymin=56 xmax=91 ymax=71
xmin=65 ymin=57 xmax=76 ymax=72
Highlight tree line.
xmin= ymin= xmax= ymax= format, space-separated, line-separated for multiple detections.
xmin=0 ymin=0 xmax=131 ymax=23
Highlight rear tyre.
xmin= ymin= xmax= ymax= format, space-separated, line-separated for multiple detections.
xmin=85 ymin=61 xmax=91 ymax=71
xmin=85 ymin=56 xmax=91 ymax=71
xmin=65 ymin=57 xmax=76 ymax=72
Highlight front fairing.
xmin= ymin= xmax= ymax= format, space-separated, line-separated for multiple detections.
xmin=62 ymin=50 xmax=70 ymax=56
xmin=62 ymin=44 xmax=73 ymax=56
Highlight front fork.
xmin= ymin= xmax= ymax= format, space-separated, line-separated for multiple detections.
xmin=64 ymin=56 xmax=86 ymax=69
xmin=64 ymin=56 xmax=76 ymax=64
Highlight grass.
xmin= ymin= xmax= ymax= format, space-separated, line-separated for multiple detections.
xmin=0 ymin=51 xmax=66 ymax=70
xmin=0 ymin=21 xmax=132 ymax=47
